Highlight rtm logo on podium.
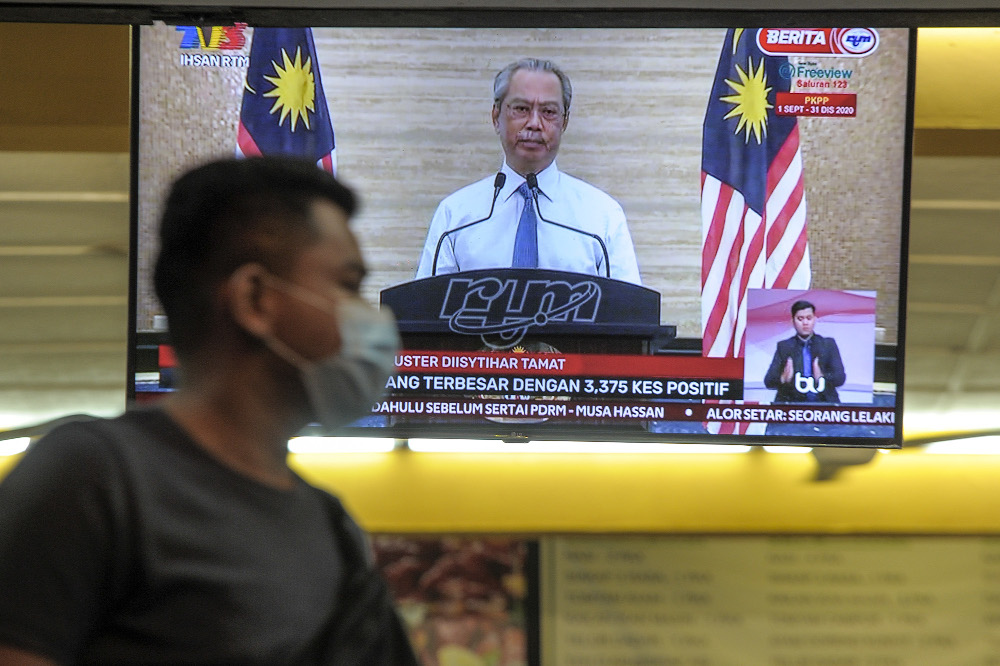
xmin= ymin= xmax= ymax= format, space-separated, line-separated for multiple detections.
xmin=440 ymin=276 xmax=601 ymax=347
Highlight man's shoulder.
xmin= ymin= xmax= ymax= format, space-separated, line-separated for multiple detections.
xmin=439 ymin=173 xmax=501 ymax=205
xmin=557 ymin=170 xmax=605 ymax=192
xmin=301 ymin=482 xmax=373 ymax=562
xmin=15 ymin=410 xmax=171 ymax=477
xmin=59 ymin=409 xmax=173 ymax=452
xmin=813 ymin=333 xmax=840 ymax=349
xmin=21 ymin=412 xmax=137 ymax=461
xmin=0 ymin=412 xmax=171 ymax=523
xmin=555 ymin=170 xmax=622 ymax=207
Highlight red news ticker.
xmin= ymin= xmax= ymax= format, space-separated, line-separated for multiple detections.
xmin=394 ymin=350 xmax=741 ymax=379
xmin=775 ymin=92 xmax=857 ymax=118
xmin=159 ymin=345 xmax=177 ymax=368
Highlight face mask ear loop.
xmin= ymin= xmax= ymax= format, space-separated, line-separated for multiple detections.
xmin=262 ymin=273 xmax=339 ymax=317
xmin=258 ymin=271 xmax=347 ymax=363
xmin=259 ymin=331 xmax=331 ymax=426
xmin=260 ymin=330 xmax=308 ymax=371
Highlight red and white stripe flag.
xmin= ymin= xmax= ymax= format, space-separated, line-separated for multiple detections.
xmin=700 ymin=29 xmax=810 ymax=435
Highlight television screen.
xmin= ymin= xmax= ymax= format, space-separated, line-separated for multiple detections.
xmin=131 ymin=19 xmax=912 ymax=447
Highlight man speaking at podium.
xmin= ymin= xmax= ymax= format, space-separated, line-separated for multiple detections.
xmin=415 ymin=58 xmax=642 ymax=284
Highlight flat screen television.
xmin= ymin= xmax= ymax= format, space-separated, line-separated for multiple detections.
xmin=130 ymin=15 xmax=913 ymax=447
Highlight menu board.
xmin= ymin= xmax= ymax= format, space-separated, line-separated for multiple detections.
xmin=542 ymin=535 xmax=1000 ymax=665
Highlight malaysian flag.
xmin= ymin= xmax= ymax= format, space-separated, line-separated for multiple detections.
xmin=237 ymin=27 xmax=336 ymax=173
xmin=700 ymin=29 xmax=810 ymax=433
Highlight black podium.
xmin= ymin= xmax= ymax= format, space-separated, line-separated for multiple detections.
xmin=380 ymin=269 xmax=674 ymax=354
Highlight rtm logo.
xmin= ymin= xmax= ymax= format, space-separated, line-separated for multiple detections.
xmin=834 ymin=28 xmax=880 ymax=55
xmin=845 ymin=33 xmax=872 ymax=49
xmin=176 ymin=23 xmax=248 ymax=50
xmin=795 ymin=372 xmax=827 ymax=395
xmin=440 ymin=276 xmax=601 ymax=347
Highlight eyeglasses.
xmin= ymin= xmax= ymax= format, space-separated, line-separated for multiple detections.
xmin=503 ymin=102 xmax=565 ymax=123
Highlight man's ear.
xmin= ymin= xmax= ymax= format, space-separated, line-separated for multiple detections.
xmin=492 ymin=104 xmax=501 ymax=133
xmin=225 ymin=263 xmax=275 ymax=339
xmin=562 ymin=110 xmax=570 ymax=132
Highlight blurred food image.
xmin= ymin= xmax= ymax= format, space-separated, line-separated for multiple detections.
xmin=373 ymin=536 xmax=530 ymax=666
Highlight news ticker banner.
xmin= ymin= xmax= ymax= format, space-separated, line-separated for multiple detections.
xmin=390 ymin=350 xmax=741 ymax=399
xmin=382 ymin=351 xmax=895 ymax=426
xmin=394 ymin=350 xmax=743 ymax=377
xmin=542 ymin=535 xmax=1000 ymax=666
xmin=373 ymin=397 xmax=894 ymax=426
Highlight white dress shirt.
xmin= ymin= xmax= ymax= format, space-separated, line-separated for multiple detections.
xmin=415 ymin=162 xmax=641 ymax=284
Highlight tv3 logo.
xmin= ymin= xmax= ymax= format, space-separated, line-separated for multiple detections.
xmin=795 ymin=372 xmax=826 ymax=395
xmin=440 ymin=276 xmax=601 ymax=344
xmin=176 ymin=23 xmax=248 ymax=50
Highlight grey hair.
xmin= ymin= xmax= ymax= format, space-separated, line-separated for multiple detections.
xmin=492 ymin=58 xmax=572 ymax=113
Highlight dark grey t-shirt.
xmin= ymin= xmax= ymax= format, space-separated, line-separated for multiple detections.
xmin=0 ymin=408 xmax=344 ymax=664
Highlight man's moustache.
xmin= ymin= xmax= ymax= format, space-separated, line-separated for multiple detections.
xmin=517 ymin=133 xmax=546 ymax=144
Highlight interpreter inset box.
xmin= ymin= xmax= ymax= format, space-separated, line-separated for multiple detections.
xmin=743 ymin=289 xmax=876 ymax=404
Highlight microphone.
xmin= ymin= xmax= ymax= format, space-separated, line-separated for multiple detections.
xmin=525 ymin=172 xmax=611 ymax=279
xmin=431 ymin=172 xmax=506 ymax=276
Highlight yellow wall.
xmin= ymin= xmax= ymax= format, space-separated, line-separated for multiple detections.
xmin=915 ymin=28 xmax=1000 ymax=129
xmin=0 ymin=23 xmax=130 ymax=152
xmin=5 ymin=447 xmax=996 ymax=534
xmin=289 ymin=449 xmax=1000 ymax=534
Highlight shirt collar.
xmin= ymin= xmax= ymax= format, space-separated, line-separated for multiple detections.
xmin=500 ymin=160 xmax=559 ymax=203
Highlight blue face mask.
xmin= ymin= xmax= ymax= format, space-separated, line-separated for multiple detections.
xmin=262 ymin=277 xmax=400 ymax=431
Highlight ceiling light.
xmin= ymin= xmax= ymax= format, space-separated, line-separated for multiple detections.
xmin=405 ymin=439 xmax=751 ymax=454
xmin=287 ymin=437 xmax=397 ymax=453
xmin=0 ymin=438 xmax=31 ymax=457
xmin=924 ymin=435 xmax=1000 ymax=454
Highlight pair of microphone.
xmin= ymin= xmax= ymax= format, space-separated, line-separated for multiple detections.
xmin=430 ymin=172 xmax=611 ymax=278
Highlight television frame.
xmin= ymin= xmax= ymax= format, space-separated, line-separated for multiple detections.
xmin=127 ymin=10 xmax=918 ymax=449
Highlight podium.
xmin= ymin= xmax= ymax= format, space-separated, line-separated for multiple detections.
xmin=380 ymin=269 xmax=674 ymax=354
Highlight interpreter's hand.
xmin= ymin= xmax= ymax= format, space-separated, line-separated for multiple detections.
xmin=812 ymin=356 xmax=823 ymax=379
xmin=780 ymin=357 xmax=794 ymax=383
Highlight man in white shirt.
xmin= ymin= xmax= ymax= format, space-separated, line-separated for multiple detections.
xmin=415 ymin=58 xmax=642 ymax=284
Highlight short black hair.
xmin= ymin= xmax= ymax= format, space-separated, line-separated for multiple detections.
xmin=791 ymin=300 xmax=816 ymax=317
xmin=153 ymin=156 xmax=357 ymax=359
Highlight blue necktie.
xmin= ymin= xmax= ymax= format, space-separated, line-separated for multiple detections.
xmin=802 ymin=340 xmax=818 ymax=401
xmin=512 ymin=182 xmax=539 ymax=268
